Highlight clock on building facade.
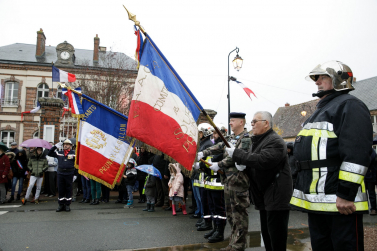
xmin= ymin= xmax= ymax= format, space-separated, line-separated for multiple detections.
xmin=55 ymin=41 xmax=75 ymax=66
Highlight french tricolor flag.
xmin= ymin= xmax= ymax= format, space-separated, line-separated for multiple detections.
xmin=62 ymin=87 xmax=84 ymax=116
xmin=21 ymin=101 xmax=41 ymax=120
xmin=126 ymin=34 xmax=203 ymax=171
xmin=52 ymin=66 xmax=76 ymax=83
xmin=76 ymin=94 xmax=134 ymax=188
xmin=233 ymin=80 xmax=257 ymax=100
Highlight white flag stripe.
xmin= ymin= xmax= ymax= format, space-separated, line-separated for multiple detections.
xmin=59 ymin=70 xmax=69 ymax=82
xmin=80 ymin=122 xmax=130 ymax=164
xmin=134 ymin=65 xmax=198 ymax=144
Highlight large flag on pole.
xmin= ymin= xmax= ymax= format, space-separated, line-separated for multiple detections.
xmin=126 ymin=32 xmax=203 ymax=171
xmin=76 ymin=94 xmax=135 ymax=188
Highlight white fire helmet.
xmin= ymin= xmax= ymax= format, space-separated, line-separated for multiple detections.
xmin=305 ymin=60 xmax=354 ymax=92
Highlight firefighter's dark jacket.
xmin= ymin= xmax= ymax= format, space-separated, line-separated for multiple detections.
xmin=291 ymin=91 xmax=373 ymax=214
xmin=48 ymin=146 xmax=76 ymax=175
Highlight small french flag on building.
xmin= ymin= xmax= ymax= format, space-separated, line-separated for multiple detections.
xmin=52 ymin=66 xmax=76 ymax=82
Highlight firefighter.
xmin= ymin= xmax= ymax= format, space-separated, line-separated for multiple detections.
xmin=290 ymin=61 xmax=373 ymax=251
xmin=48 ymin=139 xmax=76 ymax=212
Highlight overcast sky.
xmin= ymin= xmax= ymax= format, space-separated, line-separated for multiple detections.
xmin=1 ymin=0 xmax=377 ymax=130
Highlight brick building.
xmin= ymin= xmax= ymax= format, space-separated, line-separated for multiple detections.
xmin=0 ymin=29 xmax=137 ymax=146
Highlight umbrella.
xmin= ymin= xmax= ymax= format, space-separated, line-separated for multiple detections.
xmin=0 ymin=142 xmax=8 ymax=152
xmin=135 ymin=164 xmax=162 ymax=179
xmin=20 ymin=139 xmax=52 ymax=149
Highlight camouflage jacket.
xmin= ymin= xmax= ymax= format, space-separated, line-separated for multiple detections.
xmin=202 ymin=129 xmax=251 ymax=191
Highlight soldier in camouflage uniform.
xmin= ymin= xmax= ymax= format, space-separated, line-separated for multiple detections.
xmin=198 ymin=112 xmax=251 ymax=251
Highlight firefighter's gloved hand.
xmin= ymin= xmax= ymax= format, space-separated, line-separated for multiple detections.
xmin=209 ymin=162 xmax=220 ymax=172
xmin=193 ymin=162 xmax=200 ymax=170
xmin=55 ymin=142 xmax=63 ymax=149
xmin=235 ymin=162 xmax=246 ymax=171
xmin=225 ymin=144 xmax=235 ymax=157
xmin=73 ymin=176 xmax=77 ymax=182
xmin=197 ymin=152 xmax=204 ymax=161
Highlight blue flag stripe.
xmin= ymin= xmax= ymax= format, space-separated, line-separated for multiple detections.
xmin=81 ymin=94 xmax=130 ymax=143
xmin=140 ymin=35 xmax=203 ymax=120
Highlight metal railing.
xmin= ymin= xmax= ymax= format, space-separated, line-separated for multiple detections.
xmin=1 ymin=98 xmax=19 ymax=107
xmin=33 ymin=98 xmax=68 ymax=107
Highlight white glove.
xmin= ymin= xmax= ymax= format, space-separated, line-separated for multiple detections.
xmin=197 ymin=152 xmax=204 ymax=161
xmin=55 ymin=142 xmax=63 ymax=148
xmin=209 ymin=162 xmax=220 ymax=172
xmin=235 ymin=162 xmax=246 ymax=171
xmin=193 ymin=162 xmax=200 ymax=170
xmin=225 ymin=144 xmax=235 ymax=157
xmin=73 ymin=175 xmax=77 ymax=182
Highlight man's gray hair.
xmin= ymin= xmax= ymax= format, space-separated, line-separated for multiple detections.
xmin=255 ymin=111 xmax=273 ymax=127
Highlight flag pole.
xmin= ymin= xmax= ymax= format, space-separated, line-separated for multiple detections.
xmin=123 ymin=7 xmax=230 ymax=173
xmin=122 ymin=6 xmax=230 ymax=148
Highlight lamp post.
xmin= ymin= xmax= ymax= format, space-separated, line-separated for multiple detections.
xmin=228 ymin=47 xmax=243 ymax=134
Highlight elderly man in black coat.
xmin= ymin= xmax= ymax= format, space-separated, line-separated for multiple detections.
xmin=226 ymin=111 xmax=293 ymax=251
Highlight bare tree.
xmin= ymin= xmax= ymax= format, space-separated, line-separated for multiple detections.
xmin=73 ymin=50 xmax=137 ymax=115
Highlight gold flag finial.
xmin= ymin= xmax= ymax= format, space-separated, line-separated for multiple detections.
xmin=123 ymin=5 xmax=146 ymax=34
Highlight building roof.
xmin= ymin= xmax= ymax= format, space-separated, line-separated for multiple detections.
xmin=350 ymin=76 xmax=377 ymax=111
xmin=272 ymin=99 xmax=319 ymax=139
xmin=0 ymin=43 xmax=137 ymax=70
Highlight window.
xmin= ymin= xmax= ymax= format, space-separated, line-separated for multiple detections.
xmin=43 ymin=125 xmax=55 ymax=143
xmin=57 ymin=86 xmax=68 ymax=107
xmin=37 ymin=83 xmax=49 ymax=98
xmin=56 ymin=86 xmax=62 ymax=99
xmin=3 ymin=82 xmax=19 ymax=106
xmin=1 ymin=131 xmax=15 ymax=147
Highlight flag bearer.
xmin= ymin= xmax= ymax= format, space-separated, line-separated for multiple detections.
xmin=48 ymin=139 xmax=76 ymax=212
xmin=290 ymin=61 xmax=372 ymax=251
xmin=198 ymin=112 xmax=251 ymax=251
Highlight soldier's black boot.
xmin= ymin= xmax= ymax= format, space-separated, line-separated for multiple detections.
xmin=7 ymin=195 xmax=14 ymax=203
xmin=197 ymin=220 xmax=213 ymax=231
xmin=208 ymin=225 xmax=225 ymax=243
xmin=195 ymin=218 xmax=204 ymax=227
xmin=65 ymin=205 xmax=71 ymax=212
xmin=204 ymin=224 xmax=217 ymax=239
xmin=148 ymin=203 xmax=155 ymax=212
xmin=56 ymin=204 xmax=65 ymax=212
xmin=143 ymin=203 xmax=151 ymax=211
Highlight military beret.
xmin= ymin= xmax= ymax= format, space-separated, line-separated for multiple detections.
xmin=229 ymin=112 xmax=246 ymax=119
xmin=10 ymin=142 xmax=17 ymax=146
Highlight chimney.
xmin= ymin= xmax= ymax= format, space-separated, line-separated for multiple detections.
xmin=35 ymin=28 xmax=46 ymax=60
xmin=285 ymin=103 xmax=290 ymax=107
xmin=93 ymin=34 xmax=100 ymax=65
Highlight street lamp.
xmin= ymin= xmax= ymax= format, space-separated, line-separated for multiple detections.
xmin=228 ymin=47 xmax=243 ymax=134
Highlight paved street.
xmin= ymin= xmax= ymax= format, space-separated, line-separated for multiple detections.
xmin=0 ymin=193 xmax=376 ymax=251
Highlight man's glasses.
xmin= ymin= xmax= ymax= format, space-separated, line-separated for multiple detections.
xmin=251 ymin=120 xmax=266 ymax=125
